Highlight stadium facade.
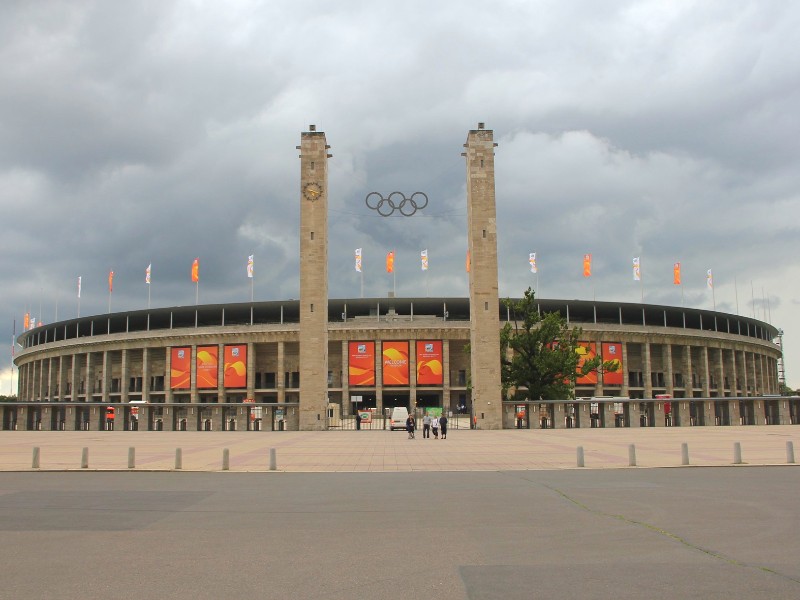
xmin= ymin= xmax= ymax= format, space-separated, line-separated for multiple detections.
xmin=8 ymin=125 xmax=793 ymax=431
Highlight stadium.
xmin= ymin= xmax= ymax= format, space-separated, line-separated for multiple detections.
xmin=7 ymin=124 xmax=793 ymax=431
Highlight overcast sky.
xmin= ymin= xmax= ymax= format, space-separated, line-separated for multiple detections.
xmin=2 ymin=0 xmax=799 ymax=393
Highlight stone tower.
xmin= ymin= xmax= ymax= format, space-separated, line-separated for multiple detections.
xmin=463 ymin=123 xmax=503 ymax=429
xmin=298 ymin=125 xmax=330 ymax=430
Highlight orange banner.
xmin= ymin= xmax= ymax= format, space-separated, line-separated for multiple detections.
xmin=191 ymin=258 xmax=199 ymax=282
xmin=583 ymin=254 xmax=592 ymax=277
xmin=386 ymin=251 xmax=394 ymax=273
xmin=383 ymin=341 xmax=409 ymax=386
xmin=224 ymin=344 xmax=247 ymax=388
xmin=196 ymin=345 xmax=218 ymax=389
xmin=673 ymin=262 xmax=681 ymax=285
xmin=602 ymin=342 xmax=623 ymax=386
xmin=349 ymin=342 xmax=375 ymax=386
xmin=170 ymin=347 xmax=191 ymax=389
xmin=416 ymin=340 xmax=443 ymax=385
xmin=576 ymin=342 xmax=597 ymax=385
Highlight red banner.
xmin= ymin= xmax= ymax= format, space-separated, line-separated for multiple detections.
xmin=170 ymin=347 xmax=191 ymax=389
xmin=576 ymin=342 xmax=597 ymax=385
xmin=416 ymin=340 xmax=443 ymax=385
xmin=349 ymin=342 xmax=375 ymax=386
xmin=196 ymin=345 xmax=218 ymax=389
xmin=224 ymin=344 xmax=247 ymax=388
xmin=382 ymin=341 xmax=409 ymax=386
xmin=602 ymin=342 xmax=624 ymax=386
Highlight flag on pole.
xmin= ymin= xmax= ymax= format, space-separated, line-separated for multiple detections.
xmin=583 ymin=254 xmax=592 ymax=277
xmin=632 ymin=257 xmax=641 ymax=281
xmin=421 ymin=249 xmax=428 ymax=271
xmin=386 ymin=251 xmax=394 ymax=273
xmin=673 ymin=262 xmax=681 ymax=285
xmin=191 ymin=258 xmax=199 ymax=282
xmin=706 ymin=269 xmax=713 ymax=289
xmin=354 ymin=248 xmax=362 ymax=272
xmin=466 ymin=251 xmax=471 ymax=273
xmin=23 ymin=313 xmax=30 ymax=330
xmin=77 ymin=276 xmax=82 ymax=298
xmin=108 ymin=270 xmax=114 ymax=293
xmin=529 ymin=252 xmax=537 ymax=273
xmin=146 ymin=264 xmax=151 ymax=284
xmin=247 ymin=255 xmax=254 ymax=278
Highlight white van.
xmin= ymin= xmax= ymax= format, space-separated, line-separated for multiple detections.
xmin=389 ymin=407 xmax=409 ymax=430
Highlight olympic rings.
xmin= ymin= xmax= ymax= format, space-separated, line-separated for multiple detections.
xmin=365 ymin=191 xmax=428 ymax=217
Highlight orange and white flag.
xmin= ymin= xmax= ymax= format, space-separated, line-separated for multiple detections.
xmin=386 ymin=251 xmax=394 ymax=273
xmin=108 ymin=270 xmax=114 ymax=293
xmin=355 ymin=248 xmax=362 ymax=273
xmin=673 ymin=262 xmax=681 ymax=285
xmin=583 ymin=254 xmax=592 ymax=277
xmin=191 ymin=258 xmax=199 ymax=283
xmin=706 ymin=269 xmax=713 ymax=289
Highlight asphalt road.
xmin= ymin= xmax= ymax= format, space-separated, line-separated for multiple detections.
xmin=0 ymin=468 xmax=798 ymax=599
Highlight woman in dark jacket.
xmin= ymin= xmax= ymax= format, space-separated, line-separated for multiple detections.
xmin=406 ymin=414 xmax=415 ymax=439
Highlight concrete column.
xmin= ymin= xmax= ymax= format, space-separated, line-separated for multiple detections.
xmin=217 ymin=344 xmax=225 ymax=403
xmin=57 ymin=355 xmax=66 ymax=401
xmin=409 ymin=338 xmax=417 ymax=412
xmin=701 ymin=347 xmax=711 ymax=397
xmin=729 ymin=347 xmax=739 ymax=395
xmin=716 ymin=347 xmax=725 ymax=396
xmin=298 ymin=125 xmax=330 ymax=430
xmin=101 ymin=351 xmax=111 ymax=403
xmin=750 ymin=352 xmax=758 ymax=395
xmin=246 ymin=342 xmax=255 ymax=402
xmin=65 ymin=404 xmax=76 ymax=431
xmin=341 ymin=341 xmax=350 ymax=417
xmin=443 ymin=339 xmax=451 ymax=413
xmin=375 ymin=340 xmax=383 ymax=414
xmin=85 ymin=352 xmax=94 ymax=400
xmin=594 ymin=338 xmax=604 ymax=397
xmin=277 ymin=341 xmax=285 ymax=404
xmin=121 ymin=349 xmax=129 ymax=404
xmin=684 ymin=345 xmax=693 ymax=397
xmin=603 ymin=402 xmax=615 ymax=428
xmin=665 ymin=343 xmax=674 ymax=397
xmin=620 ymin=342 xmax=630 ymax=397
xmin=190 ymin=346 xmax=198 ymax=404
xmin=464 ymin=123 xmax=503 ymax=430
xmin=165 ymin=348 xmax=173 ymax=403
xmin=654 ymin=400 xmax=666 ymax=427
xmin=70 ymin=354 xmax=78 ymax=401
xmin=142 ymin=348 xmax=151 ymax=403
xmin=30 ymin=360 xmax=37 ymax=401
xmin=629 ymin=401 xmax=640 ymax=427
xmin=643 ymin=342 xmax=652 ymax=399
xmin=730 ymin=396 xmax=741 ymax=424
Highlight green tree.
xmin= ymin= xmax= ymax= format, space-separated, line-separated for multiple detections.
xmin=500 ymin=287 xmax=618 ymax=401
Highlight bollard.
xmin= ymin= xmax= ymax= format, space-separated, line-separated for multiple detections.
xmin=576 ymin=446 xmax=585 ymax=468
xmin=175 ymin=448 xmax=182 ymax=470
xmin=628 ymin=444 xmax=637 ymax=467
xmin=32 ymin=447 xmax=40 ymax=469
xmin=681 ymin=443 xmax=689 ymax=466
xmin=787 ymin=441 xmax=796 ymax=464
xmin=81 ymin=447 xmax=89 ymax=469
xmin=269 ymin=447 xmax=277 ymax=471
xmin=128 ymin=447 xmax=135 ymax=469
xmin=222 ymin=448 xmax=230 ymax=471
xmin=733 ymin=442 xmax=742 ymax=465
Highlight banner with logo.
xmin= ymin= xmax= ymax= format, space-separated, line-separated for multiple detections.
xmin=601 ymin=342 xmax=624 ymax=386
xmin=576 ymin=342 xmax=598 ymax=385
xmin=416 ymin=340 xmax=443 ymax=385
xmin=196 ymin=345 xmax=219 ymax=388
xmin=224 ymin=344 xmax=247 ymax=388
xmin=382 ymin=341 xmax=409 ymax=386
xmin=170 ymin=347 xmax=191 ymax=389
xmin=349 ymin=341 xmax=375 ymax=386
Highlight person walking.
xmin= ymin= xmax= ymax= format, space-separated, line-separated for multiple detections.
xmin=431 ymin=415 xmax=439 ymax=439
xmin=406 ymin=414 xmax=415 ymax=439
xmin=422 ymin=412 xmax=431 ymax=438
xmin=439 ymin=413 xmax=448 ymax=439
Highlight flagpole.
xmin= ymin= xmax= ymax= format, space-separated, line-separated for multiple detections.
xmin=361 ymin=269 xmax=364 ymax=299
xmin=751 ymin=280 xmax=755 ymax=318
xmin=195 ymin=281 xmax=199 ymax=306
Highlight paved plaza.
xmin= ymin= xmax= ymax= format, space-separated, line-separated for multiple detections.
xmin=1 ymin=425 xmax=798 ymax=471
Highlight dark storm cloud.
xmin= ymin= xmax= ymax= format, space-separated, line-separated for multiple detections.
xmin=2 ymin=0 xmax=800 ymax=390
